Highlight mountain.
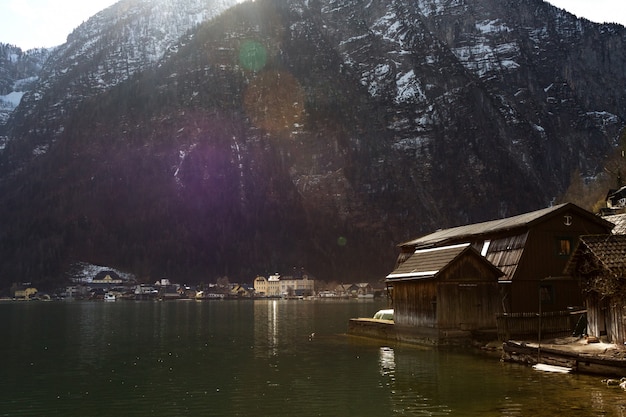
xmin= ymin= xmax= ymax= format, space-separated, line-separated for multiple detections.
xmin=0 ymin=0 xmax=625 ymax=289
xmin=0 ymin=44 xmax=51 ymax=133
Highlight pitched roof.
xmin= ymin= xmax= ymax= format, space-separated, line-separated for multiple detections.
xmin=603 ymin=213 xmax=626 ymax=235
xmin=400 ymin=203 xmax=612 ymax=249
xmin=481 ymin=232 xmax=528 ymax=282
xmin=386 ymin=243 xmax=502 ymax=281
xmin=566 ymin=235 xmax=626 ymax=274
xmin=387 ymin=243 xmax=470 ymax=280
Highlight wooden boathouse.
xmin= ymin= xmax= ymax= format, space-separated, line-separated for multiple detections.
xmin=385 ymin=243 xmax=503 ymax=344
xmin=349 ymin=203 xmax=615 ymax=345
xmin=395 ymin=203 xmax=613 ymax=317
xmin=565 ymin=234 xmax=626 ymax=344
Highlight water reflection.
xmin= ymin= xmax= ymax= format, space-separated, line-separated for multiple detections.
xmin=254 ymin=299 xmax=279 ymax=358
xmin=4 ymin=300 xmax=626 ymax=417
xmin=379 ymin=346 xmax=395 ymax=376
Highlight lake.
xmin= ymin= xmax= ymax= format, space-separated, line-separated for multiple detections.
xmin=1 ymin=299 xmax=626 ymax=416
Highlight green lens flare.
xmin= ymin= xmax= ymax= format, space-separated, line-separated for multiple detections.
xmin=239 ymin=40 xmax=267 ymax=72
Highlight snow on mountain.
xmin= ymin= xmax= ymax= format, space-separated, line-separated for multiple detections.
xmin=7 ymin=0 xmax=243 ymax=149
xmin=0 ymin=0 xmax=626 ymax=286
xmin=0 ymin=44 xmax=50 ymax=118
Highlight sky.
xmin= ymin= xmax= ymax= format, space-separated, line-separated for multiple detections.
xmin=0 ymin=0 xmax=119 ymax=50
xmin=0 ymin=0 xmax=624 ymax=50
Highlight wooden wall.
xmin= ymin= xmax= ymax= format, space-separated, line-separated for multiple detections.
xmin=393 ymin=281 xmax=437 ymax=327
xmin=586 ymin=292 xmax=626 ymax=344
xmin=437 ymin=282 xmax=500 ymax=330
xmin=509 ymin=210 xmax=608 ymax=313
xmin=392 ymin=253 xmax=501 ymax=330
xmin=509 ymin=279 xmax=583 ymax=313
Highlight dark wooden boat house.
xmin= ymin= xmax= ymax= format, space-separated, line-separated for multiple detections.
xmin=386 ymin=203 xmax=614 ymax=342
xmin=386 ymin=243 xmax=503 ymax=344
xmin=565 ymin=234 xmax=626 ymax=344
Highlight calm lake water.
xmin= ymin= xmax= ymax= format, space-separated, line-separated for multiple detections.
xmin=1 ymin=299 xmax=626 ymax=417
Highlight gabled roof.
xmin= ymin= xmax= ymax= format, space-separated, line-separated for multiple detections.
xmin=603 ymin=213 xmax=626 ymax=235
xmin=386 ymin=243 xmax=503 ymax=282
xmin=400 ymin=203 xmax=612 ymax=249
xmin=607 ymin=186 xmax=626 ymax=201
xmin=565 ymin=234 xmax=626 ymax=275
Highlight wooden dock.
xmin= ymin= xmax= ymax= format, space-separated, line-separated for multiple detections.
xmin=503 ymin=339 xmax=626 ymax=377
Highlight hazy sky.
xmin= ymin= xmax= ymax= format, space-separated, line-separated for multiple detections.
xmin=548 ymin=0 xmax=626 ymax=26
xmin=0 ymin=0 xmax=118 ymax=49
xmin=0 ymin=0 xmax=624 ymax=50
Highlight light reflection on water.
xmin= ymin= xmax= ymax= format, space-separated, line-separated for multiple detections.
xmin=1 ymin=300 xmax=626 ymax=416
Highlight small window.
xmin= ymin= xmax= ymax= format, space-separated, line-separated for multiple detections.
xmin=481 ymin=240 xmax=491 ymax=256
xmin=556 ymin=237 xmax=573 ymax=257
xmin=540 ymin=284 xmax=554 ymax=304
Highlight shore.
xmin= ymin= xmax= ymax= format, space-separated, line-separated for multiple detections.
xmin=502 ymin=336 xmax=626 ymax=377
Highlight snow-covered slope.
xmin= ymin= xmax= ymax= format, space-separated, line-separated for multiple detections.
xmin=0 ymin=44 xmax=51 ymax=127
xmin=6 ymin=0 xmax=242 ymax=146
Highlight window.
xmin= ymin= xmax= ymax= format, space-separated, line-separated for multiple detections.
xmin=481 ymin=240 xmax=491 ymax=256
xmin=556 ymin=237 xmax=573 ymax=257
xmin=540 ymin=284 xmax=554 ymax=304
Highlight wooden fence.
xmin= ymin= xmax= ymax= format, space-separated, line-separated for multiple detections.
xmin=496 ymin=310 xmax=586 ymax=341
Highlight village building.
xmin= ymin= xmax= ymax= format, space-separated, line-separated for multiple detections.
xmin=565 ymin=234 xmax=626 ymax=344
xmin=253 ymin=274 xmax=315 ymax=297
xmin=603 ymin=212 xmax=626 ymax=235
xmin=10 ymin=283 xmax=38 ymax=300
xmin=385 ymin=243 xmax=503 ymax=344
xmin=334 ymin=284 xmax=351 ymax=297
xmin=606 ymin=186 xmax=626 ymax=211
xmin=91 ymin=271 xmax=123 ymax=287
xmin=231 ymin=284 xmax=254 ymax=298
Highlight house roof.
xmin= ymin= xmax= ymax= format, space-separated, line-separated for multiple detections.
xmin=386 ymin=243 xmax=502 ymax=281
xmin=603 ymin=213 xmax=626 ymax=235
xmin=479 ymin=232 xmax=528 ymax=282
xmin=565 ymin=234 xmax=626 ymax=275
xmin=94 ymin=270 xmax=121 ymax=281
xmin=400 ymin=203 xmax=612 ymax=249
xmin=607 ymin=186 xmax=626 ymax=200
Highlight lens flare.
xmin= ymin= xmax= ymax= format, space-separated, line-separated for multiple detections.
xmin=239 ymin=40 xmax=267 ymax=72
xmin=243 ymin=70 xmax=305 ymax=135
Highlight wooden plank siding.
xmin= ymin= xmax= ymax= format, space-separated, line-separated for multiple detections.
xmin=496 ymin=310 xmax=585 ymax=340
xmin=437 ymin=282 xmax=500 ymax=330
xmin=505 ymin=279 xmax=584 ymax=314
xmin=393 ymin=281 xmax=437 ymax=327
xmin=396 ymin=203 xmax=614 ymax=315
xmin=386 ymin=204 xmax=617 ymax=344
xmin=565 ymin=235 xmax=626 ymax=344
xmin=586 ymin=292 xmax=626 ymax=344
xmin=508 ymin=213 xmax=609 ymax=312
xmin=390 ymin=247 xmax=502 ymax=332
xmin=607 ymin=303 xmax=626 ymax=345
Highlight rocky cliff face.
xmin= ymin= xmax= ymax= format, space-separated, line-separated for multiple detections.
xmin=0 ymin=0 xmax=624 ymax=287
xmin=0 ymin=44 xmax=50 ymax=130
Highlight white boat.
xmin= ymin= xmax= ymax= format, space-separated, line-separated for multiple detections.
xmin=532 ymin=363 xmax=571 ymax=373
xmin=373 ymin=309 xmax=394 ymax=320
xmin=104 ymin=293 xmax=116 ymax=302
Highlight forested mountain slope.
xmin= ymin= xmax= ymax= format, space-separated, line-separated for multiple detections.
xmin=0 ymin=0 xmax=624 ymax=287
